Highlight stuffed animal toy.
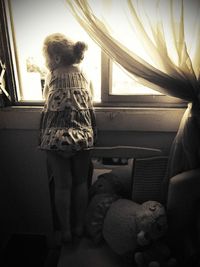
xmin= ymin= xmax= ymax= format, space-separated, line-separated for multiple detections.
xmin=85 ymin=195 xmax=168 ymax=256
xmin=134 ymin=241 xmax=177 ymax=267
xmin=103 ymin=199 xmax=168 ymax=255
xmin=89 ymin=170 xmax=132 ymax=200
xmin=85 ymin=193 xmax=120 ymax=244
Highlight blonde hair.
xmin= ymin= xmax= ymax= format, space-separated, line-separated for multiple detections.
xmin=42 ymin=33 xmax=88 ymax=70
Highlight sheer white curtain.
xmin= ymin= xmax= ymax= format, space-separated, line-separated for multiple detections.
xmin=66 ymin=0 xmax=200 ymax=99
xmin=66 ymin=0 xmax=200 ymax=183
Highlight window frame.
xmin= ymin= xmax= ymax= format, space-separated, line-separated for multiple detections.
xmin=0 ymin=0 xmax=188 ymax=108
xmin=100 ymin=53 xmax=187 ymax=108
xmin=0 ymin=0 xmax=18 ymax=105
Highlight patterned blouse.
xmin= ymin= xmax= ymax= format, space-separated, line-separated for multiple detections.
xmin=39 ymin=70 xmax=97 ymax=153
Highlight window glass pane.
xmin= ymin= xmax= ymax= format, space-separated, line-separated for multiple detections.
xmin=9 ymin=0 xmax=101 ymax=102
xmin=112 ymin=63 xmax=161 ymax=95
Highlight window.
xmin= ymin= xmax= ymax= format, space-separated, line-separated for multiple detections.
xmin=1 ymin=0 xmax=185 ymax=107
xmin=7 ymin=0 xmax=101 ymax=103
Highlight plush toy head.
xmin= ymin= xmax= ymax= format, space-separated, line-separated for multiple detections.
xmin=89 ymin=171 xmax=132 ymax=199
xmin=89 ymin=173 xmax=118 ymax=199
xmin=136 ymin=201 xmax=168 ymax=246
xmin=102 ymin=199 xmax=167 ymax=256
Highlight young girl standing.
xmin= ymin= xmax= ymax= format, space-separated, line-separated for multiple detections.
xmin=39 ymin=33 xmax=97 ymax=243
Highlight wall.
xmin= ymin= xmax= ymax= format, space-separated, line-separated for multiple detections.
xmin=0 ymin=106 xmax=185 ymax=247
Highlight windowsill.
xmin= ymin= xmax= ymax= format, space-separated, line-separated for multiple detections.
xmin=94 ymin=100 xmax=188 ymax=109
xmin=0 ymin=105 xmax=187 ymax=114
xmin=95 ymin=104 xmax=187 ymax=108
xmin=13 ymin=99 xmax=188 ymax=109
xmin=0 ymin=105 xmax=186 ymax=132
xmin=0 ymin=105 xmax=185 ymax=156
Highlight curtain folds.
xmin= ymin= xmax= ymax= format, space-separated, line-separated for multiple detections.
xmin=66 ymin=0 xmax=200 ymax=183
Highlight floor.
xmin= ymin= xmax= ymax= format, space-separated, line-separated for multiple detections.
xmin=2 ymin=233 xmax=200 ymax=267
xmin=0 ymin=234 xmax=133 ymax=267
xmin=58 ymin=237 xmax=133 ymax=267
xmin=56 ymin=233 xmax=200 ymax=267
xmin=0 ymin=234 xmax=60 ymax=267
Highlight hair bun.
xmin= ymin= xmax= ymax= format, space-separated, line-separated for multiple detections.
xmin=74 ymin=41 xmax=88 ymax=58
